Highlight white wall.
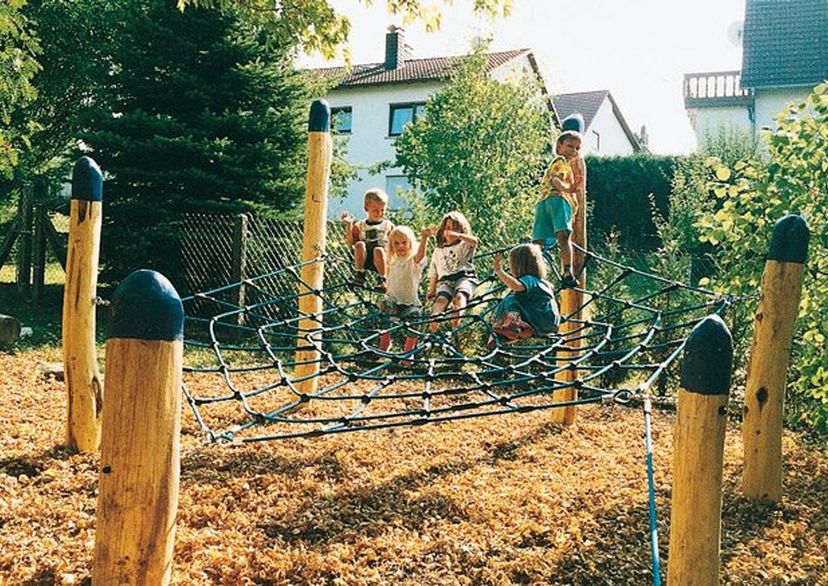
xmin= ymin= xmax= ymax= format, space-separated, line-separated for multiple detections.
xmin=687 ymin=105 xmax=753 ymax=145
xmin=325 ymin=80 xmax=443 ymax=217
xmin=754 ymin=87 xmax=810 ymax=132
xmin=588 ymin=99 xmax=636 ymax=156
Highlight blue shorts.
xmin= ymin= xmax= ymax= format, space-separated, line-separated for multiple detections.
xmin=532 ymin=196 xmax=572 ymax=241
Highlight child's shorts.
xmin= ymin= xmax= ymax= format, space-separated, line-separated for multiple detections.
xmin=378 ymin=298 xmax=421 ymax=319
xmin=363 ymin=242 xmax=384 ymax=272
xmin=532 ymin=196 xmax=572 ymax=241
xmin=435 ymin=275 xmax=478 ymax=302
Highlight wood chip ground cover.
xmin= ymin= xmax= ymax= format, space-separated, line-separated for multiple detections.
xmin=1 ymin=351 xmax=827 ymax=584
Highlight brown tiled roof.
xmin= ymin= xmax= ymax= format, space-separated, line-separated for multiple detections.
xmin=741 ymin=0 xmax=828 ymax=89
xmin=312 ymin=49 xmax=531 ymax=88
xmin=553 ymin=90 xmax=641 ymax=152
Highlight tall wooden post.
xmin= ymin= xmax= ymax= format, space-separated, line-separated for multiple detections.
xmin=742 ymin=215 xmax=809 ymax=503
xmin=231 ymin=212 xmax=249 ymax=314
xmin=553 ymin=113 xmax=587 ymax=425
xmin=294 ymin=100 xmax=332 ymax=396
xmin=93 ymin=269 xmax=184 ymax=586
xmin=63 ymin=156 xmax=104 ymax=453
xmin=668 ymin=314 xmax=732 ymax=586
xmin=32 ymin=179 xmax=49 ymax=305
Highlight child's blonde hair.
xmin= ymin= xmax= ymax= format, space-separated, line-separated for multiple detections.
xmin=509 ymin=243 xmax=548 ymax=280
xmin=364 ymin=188 xmax=389 ymax=206
xmin=556 ymin=130 xmax=582 ymax=148
xmin=436 ymin=211 xmax=472 ymax=246
xmin=387 ymin=225 xmax=417 ymax=261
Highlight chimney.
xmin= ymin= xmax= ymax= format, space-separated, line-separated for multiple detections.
xmin=385 ymin=25 xmax=409 ymax=70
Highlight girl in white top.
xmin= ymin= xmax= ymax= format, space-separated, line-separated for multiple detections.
xmin=377 ymin=225 xmax=429 ymax=352
xmin=426 ymin=211 xmax=479 ymax=331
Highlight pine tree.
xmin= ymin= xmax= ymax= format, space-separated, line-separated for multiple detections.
xmin=84 ymin=0 xmax=311 ymax=285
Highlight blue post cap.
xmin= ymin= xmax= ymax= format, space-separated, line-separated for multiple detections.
xmin=767 ymin=214 xmax=809 ymax=264
xmin=308 ymin=99 xmax=331 ymax=133
xmin=680 ymin=314 xmax=733 ymax=396
xmin=71 ymin=156 xmax=103 ymax=202
xmin=107 ymin=270 xmax=184 ymax=341
xmin=561 ymin=113 xmax=585 ymax=134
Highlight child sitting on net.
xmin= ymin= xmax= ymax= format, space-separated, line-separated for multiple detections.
xmin=490 ymin=243 xmax=560 ymax=344
xmin=533 ymin=130 xmax=583 ymax=289
xmin=341 ymin=188 xmax=394 ymax=287
xmin=426 ymin=211 xmax=479 ymax=331
xmin=377 ymin=225 xmax=430 ymax=353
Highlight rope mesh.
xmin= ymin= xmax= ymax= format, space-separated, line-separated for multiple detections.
xmin=181 ymin=241 xmax=730 ymax=444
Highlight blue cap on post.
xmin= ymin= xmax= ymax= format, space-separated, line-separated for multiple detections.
xmin=107 ymin=270 xmax=184 ymax=341
xmin=71 ymin=156 xmax=103 ymax=202
xmin=308 ymin=99 xmax=331 ymax=133
xmin=767 ymin=214 xmax=809 ymax=264
xmin=561 ymin=113 xmax=585 ymax=134
xmin=680 ymin=314 xmax=733 ymax=396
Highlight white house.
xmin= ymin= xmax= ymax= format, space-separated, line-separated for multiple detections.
xmin=313 ymin=27 xmax=557 ymax=216
xmin=553 ymin=90 xmax=643 ymax=156
xmin=683 ymin=0 xmax=828 ymax=147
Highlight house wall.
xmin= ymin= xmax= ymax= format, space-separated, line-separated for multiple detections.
xmin=686 ymin=105 xmax=753 ymax=144
xmin=754 ymin=86 xmax=811 ymax=130
xmin=326 ymin=80 xmax=443 ymax=217
xmin=324 ymin=55 xmax=541 ymax=217
xmin=588 ymin=99 xmax=636 ymax=156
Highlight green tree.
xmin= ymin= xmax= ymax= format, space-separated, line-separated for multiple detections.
xmin=0 ymin=0 xmax=40 ymax=176
xmin=83 ymin=0 xmax=313 ymax=285
xmin=177 ymin=0 xmax=512 ymax=58
xmin=697 ymin=83 xmax=828 ymax=434
xmin=393 ymin=49 xmax=553 ymax=242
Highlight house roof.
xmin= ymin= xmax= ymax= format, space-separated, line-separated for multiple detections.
xmin=314 ymin=49 xmax=532 ymax=87
xmin=553 ymin=90 xmax=641 ymax=152
xmin=741 ymin=0 xmax=828 ymax=89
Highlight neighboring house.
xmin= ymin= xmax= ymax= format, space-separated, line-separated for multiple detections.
xmin=683 ymin=0 xmax=828 ymax=147
xmin=553 ymin=90 xmax=643 ymax=155
xmin=313 ymin=26 xmax=557 ymax=216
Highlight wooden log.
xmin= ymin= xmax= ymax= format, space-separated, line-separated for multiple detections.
xmin=63 ymin=156 xmax=103 ymax=453
xmin=32 ymin=206 xmax=47 ymax=305
xmin=668 ymin=314 xmax=732 ymax=586
xmin=294 ymin=100 xmax=332 ymax=396
xmin=552 ymin=119 xmax=587 ymax=425
xmin=231 ymin=213 xmax=249 ymax=325
xmin=742 ymin=215 xmax=809 ymax=504
xmin=93 ymin=269 xmax=184 ymax=586
xmin=16 ymin=183 xmax=33 ymax=295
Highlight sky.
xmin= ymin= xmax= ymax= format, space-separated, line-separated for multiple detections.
xmin=299 ymin=0 xmax=747 ymax=154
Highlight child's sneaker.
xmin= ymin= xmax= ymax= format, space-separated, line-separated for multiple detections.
xmin=352 ymin=271 xmax=366 ymax=287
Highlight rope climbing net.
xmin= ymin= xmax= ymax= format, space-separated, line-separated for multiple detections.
xmin=181 ymin=244 xmax=731 ymax=443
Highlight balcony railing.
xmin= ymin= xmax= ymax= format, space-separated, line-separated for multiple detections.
xmin=683 ymin=71 xmax=753 ymax=107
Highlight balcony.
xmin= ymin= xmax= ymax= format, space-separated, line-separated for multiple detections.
xmin=683 ymin=71 xmax=753 ymax=108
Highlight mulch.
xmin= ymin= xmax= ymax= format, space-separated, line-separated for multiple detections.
xmin=1 ymin=349 xmax=827 ymax=585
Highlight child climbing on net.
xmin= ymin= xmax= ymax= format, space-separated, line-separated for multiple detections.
xmin=533 ymin=130 xmax=583 ymax=289
xmin=490 ymin=243 xmax=560 ymax=345
xmin=341 ymin=188 xmax=394 ymax=288
xmin=377 ymin=225 xmax=430 ymax=353
xmin=426 ymin=211 xmax=479 ymax=331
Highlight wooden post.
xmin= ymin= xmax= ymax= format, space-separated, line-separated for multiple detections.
xmin=294 ymin=100 xmax=332 ymax=396
xmin=668 ymin=314 xmax=732 ymax=586
xmin=94 ymin=269 xmax=184 ymax=585
xmin=63 ymin=156 xmax=104 ymax=453
xmin=553 ymin=113 xmax=587 ymax=425
xmin=16 ymin=183 xmax=33 ymax=296
xmin=32 ymin=206 xmax=46 ymax=305
xmin=742 ymin=214 xmax=809 ymax=503
xmin=231 ymin=213 xmax=248 ymax=322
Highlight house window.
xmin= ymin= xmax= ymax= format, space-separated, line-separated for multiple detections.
xmin=389 ymin=102 xmax=426 ymax=136
xmin=591 ymin=130 xmax=600 ymax=153
xmin=331 ymin=107 xmax=352 ymax=133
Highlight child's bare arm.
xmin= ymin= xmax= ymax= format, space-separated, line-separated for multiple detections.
xmin=444 ymin=230 xmax=479 ymax=247
xmin=414 ymin=227 xmax=430 ymax=264
xmin=427 ymin=274 xmax=437 ymax=300
xmin=341 ymin=212 xmax=357 ymax=246
xmin=549 ymin=175 xmax=575 ymax=194
xmin=493 ymin=254 xmax=525 ymax=292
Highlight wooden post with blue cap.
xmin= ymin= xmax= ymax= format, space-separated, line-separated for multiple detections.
xmin=742 ymin=214 xmax=809 ymax=503
xmin=93 ymin=269 xmax=184 ymax=585
xmin=667 ymin=314 xmax=733 ymax=585
xmin=63 ymin=156 xmax=104 ymax=453
xmin=294 ymin=100 xmax=332 ymax=396
xmin=553 ymin=113 xmax=587 ymax=425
